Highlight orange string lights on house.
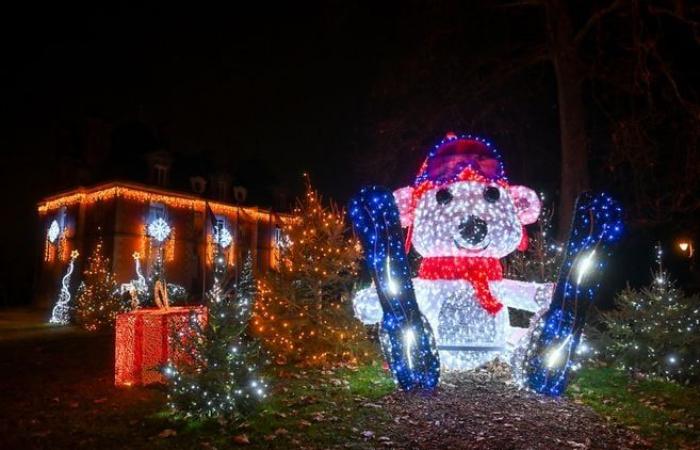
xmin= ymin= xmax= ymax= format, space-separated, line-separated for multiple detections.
xmin=37 ymin=182 xmax=277 ymax=223
xmin=165 ymin=228 xmax=176 ymax=262
xmin=58 ymin=230 xmax=70 ymax=262
xmin=44 ymin=240 xmax=56 ymax=262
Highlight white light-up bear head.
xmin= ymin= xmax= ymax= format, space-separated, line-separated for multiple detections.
xmin=394 ymin=134 xmax=541 ymax=259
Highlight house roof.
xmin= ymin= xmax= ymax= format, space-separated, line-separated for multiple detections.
xmin=37 ymin=181 xmax=291 ymax=222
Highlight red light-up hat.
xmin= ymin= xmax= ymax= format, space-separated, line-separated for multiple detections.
xmin=395 ymin=133 xmax=539 ymax=253
xmin=413 ymin=132 xmax=507 ymax=189
xmin=395 ymin=133 xmax=510 ymax=227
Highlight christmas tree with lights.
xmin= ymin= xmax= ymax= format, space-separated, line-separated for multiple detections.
xmin=162 ymin=253 xmax=268 ymax=419
xmin=600 ymin=246 xmax=700 ymax=382
xmin=75 ymin=237 xmax=127 ymax=331
xmin=253 ymin=176 xmax=372 ymax=366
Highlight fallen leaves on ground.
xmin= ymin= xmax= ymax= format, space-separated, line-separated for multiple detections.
xmin=382 ymin=372 xmax=650 ymax=450
xmin=157 ymin=428 xmax=177 ymax=438
xmin=232 ymin=434 xmax=250 ymax=445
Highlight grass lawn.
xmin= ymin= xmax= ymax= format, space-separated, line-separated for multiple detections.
xmin=0 ymin=318 xmax=399 ymax=449
xmin=568 ymin=367 xmax=700 ymax=449
xmin=2 ymin=309 xmax=692 ymax=449
xmin=165 ymin=363 xmax=399 ymax=449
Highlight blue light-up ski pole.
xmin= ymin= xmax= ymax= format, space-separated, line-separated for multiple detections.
xmin=349 ymin=186 xmax=440 ymax=390
xmin=524 ymin=192 xmax=623 ymax=396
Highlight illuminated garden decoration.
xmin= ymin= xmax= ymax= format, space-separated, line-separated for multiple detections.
xmin=353 ymin=134 xmax=554 ymax=372
xmin=75 ymin=237 xmax=129 ymax=330
xmin=140 ymin=216 xmax=187 ymax=307
xmin=599 ymin=244 xmax=700 ymax=383
xmin=49 ymin=250 xmax=79 ymax=325
xmin=253 ymin=176 xmax=372 ymax=366
xmin=161 ymin=253 xmax=268 ymax=419
xmin=117 ymin=252 xmax=148 ymax=309
xmin=214 ymin=225 xmax=233 ymax=249
xmin=47 ymin=219 xmax=60 ymax=244
xmin=519 ymin=192 xmax=623 ymax=396
xmin=349 ymin=186 xmax=440 ymax=390
xmin=148 ymin=217 xmax=172 ymax=243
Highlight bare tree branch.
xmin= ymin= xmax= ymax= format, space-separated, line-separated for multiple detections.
xmin=648 ymin=5 xmax=700 ymax=44
xmin=574 ymin=0 xmax=628 ymax=45
xmin=495 ymin=0 xmax=544 ymax=8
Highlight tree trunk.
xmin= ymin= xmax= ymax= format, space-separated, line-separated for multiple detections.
xmin=545 ymin=0 xmax=590 ymax=237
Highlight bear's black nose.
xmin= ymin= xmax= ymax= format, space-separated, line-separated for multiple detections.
xmin=459 ymin=216 xmax=488 ymax=245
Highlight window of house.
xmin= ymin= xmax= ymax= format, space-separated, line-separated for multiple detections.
xmin=215 ymin=215 xmax=227 ymax=232
xmin=213 ymin=215 xmax=234 ymax=248
xmin=273 ymin=225 xmax=284 ymax=247
xmin=149 ymin=202 xmax=166 ymax=222
xmin=58 ymin=206 xmax=67 ymax=229
xmin=154 ymin=164 xmax=169 ymax=187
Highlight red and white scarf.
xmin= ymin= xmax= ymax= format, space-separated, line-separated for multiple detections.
xmin=418 ymin=257 xmax=504 ymax=315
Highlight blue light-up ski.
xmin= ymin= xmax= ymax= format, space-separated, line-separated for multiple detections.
xmin=525 ymin=192 xmax=623 ymax=396
xmin=349 ymin=186 xmax=440 ymax=390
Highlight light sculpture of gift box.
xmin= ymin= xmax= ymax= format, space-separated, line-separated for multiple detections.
xmin=115 ymin=306 xmax=206 ymax=387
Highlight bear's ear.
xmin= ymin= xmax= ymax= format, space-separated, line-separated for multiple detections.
xmin=393 ymin=186 xmax=415 ymax=228
xmin=508 ymin=185 xmax=541 ymax=225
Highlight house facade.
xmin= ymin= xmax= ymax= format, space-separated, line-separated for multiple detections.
xmin=36 ymin=181 xmax=287 ymax=307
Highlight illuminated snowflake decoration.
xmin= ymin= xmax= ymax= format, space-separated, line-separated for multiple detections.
xmin=47 ymin=219 xmax=60 ymax=243
xmin=148 ymin=217 xmax=172 ymax=242
xmin=214 ymin=226 xmax=233 ymax=248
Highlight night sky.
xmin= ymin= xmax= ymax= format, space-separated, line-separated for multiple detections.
xmin=1 ymin=2 xmax=695 ymax=306
xmin=1 ymin=3 xmax=407 ymax=304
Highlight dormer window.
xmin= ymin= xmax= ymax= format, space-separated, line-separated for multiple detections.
xmin=217 ymin=179 xmax=228 ymax=201
xmin=190 ymin=176 xmax=207 ymax=194
xmin=154 ymin=164 xmax=169 ymax=187
xmin=146 ymin=150 xmax=173 ymax=187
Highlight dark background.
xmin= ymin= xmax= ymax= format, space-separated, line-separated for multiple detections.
xmin=1 ymin=2 xmax=698 ymax=307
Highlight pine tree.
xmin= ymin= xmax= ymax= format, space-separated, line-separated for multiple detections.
xmin=252 ymin=176 xmax=373 ymax=366
xmin=600 ymin=256 xmax=700 ymax=383
xmin=75 ymin=237 xmax=127 ymax=331
xmin=162 ymin=253 xmax=267 ymax=419
xmin=504 ymin=196 xmax=563 ymax=283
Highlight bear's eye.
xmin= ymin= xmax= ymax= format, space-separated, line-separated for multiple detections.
xmin=483 ymin=186 xmax=500 ymax=203
xmin=436 ymin=188 xmax=453 ymax=205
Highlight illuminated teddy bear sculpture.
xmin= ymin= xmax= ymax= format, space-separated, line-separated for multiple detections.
xmin=353 ymin=134 xmax=554 ymax=370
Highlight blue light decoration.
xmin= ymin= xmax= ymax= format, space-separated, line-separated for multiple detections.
xmin=349 ymin=186 xmax=440 ymax=390
xmin=523 ymin=192 xmax=623 ymax=396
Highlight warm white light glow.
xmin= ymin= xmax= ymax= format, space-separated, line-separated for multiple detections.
xmin=575 ymin=249 xmax=596 ymax=285
xmin=546 ymin=334 xmax=573 ymax=369
xmin=386 ymin=256 xmax=400 ymax=295
xmin=403 ymin=327 xmax=416 ymax=370
xmin=679 ymin=242 xmax=689 ymax=252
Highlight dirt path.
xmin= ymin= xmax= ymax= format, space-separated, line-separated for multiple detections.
xmin=381 ymin=372 xmax=648 ymax=450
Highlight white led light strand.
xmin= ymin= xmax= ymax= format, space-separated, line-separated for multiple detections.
xmin=49 ymin=250 xmax=79 ymax=325
xmin=47 ymin=219 xmax=60 ymax=243
xmin=148 ymin=217 xmax=171 ymax=242
xmin=353 ymin=135 xmax=554 ymax=371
